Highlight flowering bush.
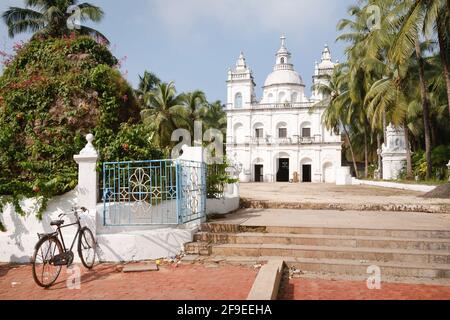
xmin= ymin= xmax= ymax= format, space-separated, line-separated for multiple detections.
xmin=0 ymin=36 xmax=160 ymax=229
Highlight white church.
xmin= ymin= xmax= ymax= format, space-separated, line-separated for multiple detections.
xmin=225 ymin=36 xmax=343 ymax=183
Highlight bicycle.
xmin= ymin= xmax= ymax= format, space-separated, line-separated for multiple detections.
xmin=31 ymin=207 xmax=97 ymax=288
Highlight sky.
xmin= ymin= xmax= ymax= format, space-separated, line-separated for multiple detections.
xmin=0 ymin=0 xmax=356 ymax=103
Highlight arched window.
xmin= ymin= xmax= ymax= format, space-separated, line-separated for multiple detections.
xmin=235 ymin=93 xmax=243 ymax=109
xmin=276 ymin=122 xmax=288 ymax=139
xmin=300 ymin=122 xmax=312 ymax=138
xmin=278 ymin=92 xmax=286 ymax=103
xmin=291 ymin=92 xmax=298 ymax=103
xmin=253 ymin=123 xmax=264 ymax=139
xmin=268 ymin=93 xmax=274 ymax=103
xmin=280 ymin=57 xmax=285 ymax=64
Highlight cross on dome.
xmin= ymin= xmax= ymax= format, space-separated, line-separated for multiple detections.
xmin=275 ymin=34 xmax=292 ymax=68
xmin=280 ymin=35 xmax=286 ymax=48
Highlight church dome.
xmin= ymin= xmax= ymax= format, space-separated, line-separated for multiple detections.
xmin=264 ymin=69 xmax=304 ymax=87
xmin=263 ymin=35 xmax=305 ymax=88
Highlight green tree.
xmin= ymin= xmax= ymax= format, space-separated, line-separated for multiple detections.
xmin=201 ymin=101 xmax=227 ymax=136
xmin=180 ymin=90 xmax=207 ymax=136
xmin=0 ymin=36 xmax=144 ymax=224
xmin=312 ymin=65 xmax=360 ymax=178
xmin=136 ymin=71 xmax=161 ymax=99
xmin=2 ymin=0 xmax=109 ymax=43
xmin=391 ymin=0 xmax=450 ymax=118
xmin=141 ymin=82 xmax=186 ymax=150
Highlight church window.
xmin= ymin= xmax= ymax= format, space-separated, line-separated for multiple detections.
xmin=279 ymin=128 xmax=287 ymax=138
xmin=281 ymin=57 xmax=285 ymax=64
xmin=255 ymin=128 xmax=264 ymax=139
xmin=235 ymin=93 xmax=243 ymax=108
xmin=302 ymin=127 xmax=311 ymax=138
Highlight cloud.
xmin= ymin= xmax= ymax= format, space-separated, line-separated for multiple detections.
xmin=148 ymin=0 xmax=342 ymax=38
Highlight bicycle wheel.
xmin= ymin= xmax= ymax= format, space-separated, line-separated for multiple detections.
xmin=78 ymin=227 xmax=96 ymax=269
xmin=32 ymin=237 xmax=63 ymax=288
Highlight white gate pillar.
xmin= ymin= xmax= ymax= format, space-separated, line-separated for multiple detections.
xmin=74 ymin=134 xmax=99 ymax=231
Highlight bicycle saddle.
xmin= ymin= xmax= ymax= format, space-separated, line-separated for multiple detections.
xmin=50 ymin=220 xmax=64 ymax=227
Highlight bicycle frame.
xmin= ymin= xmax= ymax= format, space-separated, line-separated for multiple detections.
xmin=55 ymin=217 xmax=82 ymax=254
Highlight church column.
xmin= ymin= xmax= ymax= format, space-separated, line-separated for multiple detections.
xmin=313 ymin=147 xmax=322 ymax=183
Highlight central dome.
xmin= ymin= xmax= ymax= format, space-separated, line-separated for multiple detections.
xmin=263 ymin=35 xmax=304 ymax=88
xmin=264 ymin=69 xmax=304 ymax=87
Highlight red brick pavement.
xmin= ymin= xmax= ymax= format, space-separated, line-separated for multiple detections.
xmin=280 ymin=277 xmax=450 ymax=300
xmin=0 ymin=263 xmax=258 ymax=300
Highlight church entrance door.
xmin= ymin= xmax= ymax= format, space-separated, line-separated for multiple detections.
xmin=255 ymin=165 xmax=264 ymax=182
xmin=277 ymin=159 xmax=290 ymax=182
xmin=302 ymin=165 xmax=312 ymax=183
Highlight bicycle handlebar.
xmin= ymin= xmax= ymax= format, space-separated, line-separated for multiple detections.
xmin=57 ymin=207 xmax=89 ymax=220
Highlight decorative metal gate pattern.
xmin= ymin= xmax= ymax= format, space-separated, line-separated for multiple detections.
xmin=102 ymin=159 xmax=206 ymax=226
xmin=178 ymin=160 xmax=207 ymax=224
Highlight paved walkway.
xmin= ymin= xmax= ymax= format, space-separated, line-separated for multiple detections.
xmin=280 ymin=277 xmax=450 ymax=300
xmin=212 ymin=208 xmax=450 ymax=230
xmin=240 ymin=183 xmax=450 ymax=213
xmin=0 ymin=263 xmax=257 ymax=300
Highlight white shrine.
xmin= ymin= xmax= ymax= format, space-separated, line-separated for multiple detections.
xmin=381 ymin=124 xmax=408 ymax=180
xmin=225 ymin=36 xmax=343 ymax=183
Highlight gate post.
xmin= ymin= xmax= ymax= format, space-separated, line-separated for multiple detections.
xmin=178 ymin=146 xmax=207 ymax=224
xmin=74 ymin=134 xmax=99 ymax=232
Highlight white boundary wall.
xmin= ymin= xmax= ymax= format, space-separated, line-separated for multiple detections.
xmin=0 ymin=137 xmax=240 ymax=263
xmin=352 ymin=179 xmax=436 ymax=193
xmin=0 ymin=191 xmax=200 ymax=263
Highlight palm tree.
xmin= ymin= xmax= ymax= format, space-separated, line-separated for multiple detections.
xmin=365 ymin=63 xmax=414 ymax=178
xmin=201 ymin=101 xmax=227 ymax=136
xmin=180 ymin=90 xmax=207 ymax=136
xmin=312 ymin=65 xmax=360 ymax=178
xmin=137 ymin=71 xmax=161 ymax=98
xmin=390 ymin=0 xmax=449 ymax=178
xmin=141 ymin=82 xmax=186 ymax=149
xmin=391 ymin=0 xmax=450 ymax=118
xmin=2 ymin=0 xmax=109 ymax=43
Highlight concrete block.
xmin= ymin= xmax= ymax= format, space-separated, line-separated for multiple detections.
xmin=247 ymin=260 xmax=285 ymax=300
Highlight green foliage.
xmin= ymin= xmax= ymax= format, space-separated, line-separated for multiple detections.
xmin=413 ymin=145 xmax=450 ymax=180
xmin=207 ymin=159 xmax=239 ymax=199
xmin=2 ymin=0 xmax=109 ymax=44
xmin=100 ymin=122 xmax=164 ymax=164
xmin=0 ymin=35 xmax=160 ymax=222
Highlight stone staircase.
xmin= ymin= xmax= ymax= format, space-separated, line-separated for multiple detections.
xmin=185 ymin=223 xmax=450 ymax=282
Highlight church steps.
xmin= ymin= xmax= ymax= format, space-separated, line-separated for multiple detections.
xmin=200 ymin=223 xmax=450 ymax=239
xmin=239 ymin=199 xmax=448 ymax=214
xmin=210 ymin=243 xmax=450 ymax=265
xmin=283 ymin=257 xmax=450 ymax=280
xmin=194 ymin=232 xmax=450 ymax=251
xmin=199 ymin=255 xmax=450 ymax=281
xmin=190 ymin=221 xmax=450 ymax=281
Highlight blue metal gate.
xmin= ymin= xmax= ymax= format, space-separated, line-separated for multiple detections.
xmin=102 ymin=159 xmax=206 ymax=226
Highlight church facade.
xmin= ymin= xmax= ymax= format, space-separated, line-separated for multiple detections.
xmin=225 ymin=36 xmax=343 ymax=183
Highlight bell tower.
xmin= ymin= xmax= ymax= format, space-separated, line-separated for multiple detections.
xmin=311 ymin=44 xmax=336 ymax=101
xmin=226 ymin=52 xmax=256 ymax=110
